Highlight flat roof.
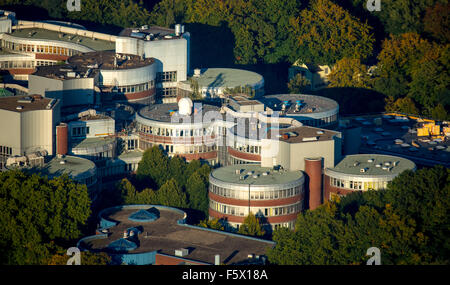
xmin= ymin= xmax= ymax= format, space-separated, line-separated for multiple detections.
xmin=71 ymin=137 xmax=116 ymax=150
xmin=118 ymin=150 xmax=143 ymax=160
xmin=261 ymin=94 xmax=338 ymax=114
xmin=329 ymin=154 xmax=416 ymax=176
xmin=211 ymin=164 xmax=304 ymax=185
xmin=68 ymin=51 xmax=154 ymax=70
xmin=10 ymin=28 xmax=115 ymax=51
xmin=138 ymin=102 xmax=221 ymax=123
xmin=267 ymin=126 xmax=340 ymax=144
xmin=188 ymin=68 xmax=264 ymax=89
xmin=230 ymin=118 xmax=292 ymax=140
xmin=0 ymin=94 xmax=57 ymax=112
xmin=83 ymin=207 xmax=272 ymax=264
xmin=40 ymin=155 xmax=96 ymax=179
xmin=32 ymin=63 xmax=96 ymax=80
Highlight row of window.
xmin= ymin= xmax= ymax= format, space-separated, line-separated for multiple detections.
xmin=71 ymin=126 xmax=90 ymax=137
xmin=0 ymin=146 xmax=12 ymax=156
xmin=116 ymin=81 xmax=155 ymax=94
xmin=1 ymin=40 xmax=80 ymax=56
xmin=299 ymin=113 xmax=338 ymax=127
xmin=209 ymin=184 xmax=303 ymax=200
xmin=139 ymin=141 xmax=217 ymax=154
xmin=0 ymin=60 xmax=62 ymax=69
xmin=210 ymin=200 xmax=302 ymax=218
xmin=330 ymin=177 xmax=389 ymax=191
xmin=158 ymin=87 xmax=177 ymax=97
xmin=156 ymin=71 xmax=177 ymax=83
xmin=232 ymin=143 xmax=261 ymax=155
xmin=138 ymin=123 xmax=217 ymax=138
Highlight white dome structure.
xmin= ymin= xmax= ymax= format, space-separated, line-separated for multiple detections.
xmin=178 ymin=97 xmax=193 ymax=115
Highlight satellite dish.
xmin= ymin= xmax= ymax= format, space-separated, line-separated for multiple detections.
xmin=178 ymin=97 xmax=193 ymax=115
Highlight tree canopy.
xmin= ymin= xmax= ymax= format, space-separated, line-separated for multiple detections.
xmin=0 ymin=170 xmax=91 ymax=265
xmin=267 ymin=166 xmax=450 ymax=265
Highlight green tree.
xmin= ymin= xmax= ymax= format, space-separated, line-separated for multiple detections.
xmin=291 ymin=0 xmax=374 ymax=65
xmin=137 ymin=146 xmax=170 ymax=188
xmin=238 ymin=212 xmax=265 ymax=237
xmin=328 ymin=57 xmax=372 ymax=89
xmin=267 ymin=166 xmax=450 ymax=265
xmin=198 ymin=218 xmax=225 ymax=231
xmin=186 ymin=172 xmax=209 ymax=216
xmin=118 ymin=178 xmax=158 ymax=205
xmin=48 ymin=250 xmax=111 ymax=265
xmin=156 ymin=178 xmax=188 ymax=208
xmin=287 ymin=73 xmax=311 ymax=93
xmin=0 ymin=170 xmax=91 ymax=265
xmin=168 ymin=156 xmax=187 ymax=189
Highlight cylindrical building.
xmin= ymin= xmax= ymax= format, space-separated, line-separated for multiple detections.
xmin=324 ymin=154 xmax=416 ymax=200
xmin=304 ymin=157 xmax=323 ymax=210
xmin=208 ymin=164 xmax=305 ymax=231
xmin=56 ymin=123 xmax=68 ymax=155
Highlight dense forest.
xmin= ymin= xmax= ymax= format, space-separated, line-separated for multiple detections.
xmin=0 ymin=0 xmax=448 ymax=118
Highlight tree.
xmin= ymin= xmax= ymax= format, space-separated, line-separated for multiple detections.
xmin=387 ymin=97 xmax=420 ymax=114
xmin=0 ymin=170 xmax=91 ymax=265
xmin=156 ymin=178 xmax=188 ymax=208
xmin=198 ymin=218 xmax=225 ymax=231
xmin=327 ymin=57 xmax=372 ymax=89
xmin=238 ymin=212 xmax=265 ymax=237
xmin=291 ymin=0 xmax=374 ymax=65
xmin=431 ymin=104 xmax=449 ymax=121
xmin=186 ymin=172 xmax=209 ymax=216
xmin=48 ymin=250 xmax=111 ymax=265
xmin=267 ymin=166 xmax=450 ymax=265
xmin=118 ymin=178 xmax=157 ymax=205
xmin=424 ymin=2 xmax=450 ymax=43
xmin=287 ymin=73 xmax=311 ymax=93
xmin=168 ymin=156 xmax=188 ymax=189
xmin=137 ymin=146 xmax=170 ymax=189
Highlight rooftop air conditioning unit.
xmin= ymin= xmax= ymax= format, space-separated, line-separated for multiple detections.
xmin=175 ymin=248 xmax=189 ymax=257
xmin=360 ymin=168 xmax=367 ymax=173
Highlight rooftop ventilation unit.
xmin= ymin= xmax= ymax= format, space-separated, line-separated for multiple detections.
xmin=175 ymin=248 xmax=189 ymax=257
xmin=375 ymin=163 xmax=382 ymax=168
xmin=247 ymin=171 xmax=253 ymax=175
xmin=141 ymin=25 xmax=148 ymax=30
xmin=17 ymin=97 xmax=33 ymax=103
xmin=193 ymin=68 xmax=201 ymax=77
xmin=67 ymin=71 xmax=76 ymax=78
xmin=235 ymin=169 xmax=242 ymax=175
xmin=367 ymin=159 xmax=374 ymax=163
xmin=302 ymin=137 xmax=318 ymax=142
xmin=317 ymin=130 xmax=324 ymax=135
xmin=239 ymin=175 xmax=246 ymax=180
xmin=360 ymin=168 xmax=368 ymax=173
xmin=175 ymin=24 xmax=181 ymax=36
xmin=384 ymin=162 xmax=391 ymax=166
xmin=16 ymin=105 xmax=23 ymax=110
xmin=262 ymin=172 xmax=269 ymax=176
xmin=252 ymin=174 xmax=258 ymax=179
xmin=393 ymin=161 xmax=399 ymax=166
xmin=353 ymin=161 xmax=360 ymax=167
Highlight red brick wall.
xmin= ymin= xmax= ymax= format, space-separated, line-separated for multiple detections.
xmin=35 ymin=54 xmax=69 ymax=61
xmin=227 ymin=147 xmax=261 ymax=162
xmin=139 ymin=132 xmax=216 ymax=145
xmin=209 ymin=192 xmax=303 ymax=207
xmin=305 ymin=158 xmax=322 ymax=210
xmin=56 ymin=124 xmax=68 ymax=155
xmin=7 ymin=68 xmax=36 ymax=75
xmin=182 ymin=151 xmax=217 ymax=161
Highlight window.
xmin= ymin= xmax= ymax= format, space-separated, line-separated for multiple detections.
xmin=157 ymin=71 xmax=177 ymax=82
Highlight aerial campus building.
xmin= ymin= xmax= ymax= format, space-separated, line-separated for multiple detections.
xmin=0 ymin=10 xmax=425 ymax=235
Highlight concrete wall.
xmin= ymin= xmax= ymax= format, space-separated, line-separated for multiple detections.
xmin=29 ymin=74 xmax=95 ymax=107
xmin=0 ymin=104 xmax=58 ymax=156
xmin=0 ymin=109 xmax=21 ymax=156
xmin=99 ymin=64 xmax=156 ymax=86
xmin=261 ymin=136 xmax=342 ymax=172
xmin=115 ymin=35 xmax=189 ymax=82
